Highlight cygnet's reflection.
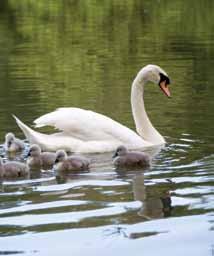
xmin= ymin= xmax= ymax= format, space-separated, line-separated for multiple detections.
xmin=113 ymin=145 xmax=173 ymax=219
xmin=133 ymin=173 xmax=172 ymax=219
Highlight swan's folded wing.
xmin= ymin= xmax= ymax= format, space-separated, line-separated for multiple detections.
xmin=34 ymin=108 xmax=121 ymax=141
xmin=34 ymin=108 xmax=84 ymax=131
xmin=33 ymin=107 xmax=145 ymax=145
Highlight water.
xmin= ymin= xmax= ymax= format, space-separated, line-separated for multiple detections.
xmin=0 ymin=1 xmax=214 ymax=255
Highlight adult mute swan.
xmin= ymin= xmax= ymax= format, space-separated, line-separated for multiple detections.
xmin=14 ymin=64 xmax=171 ymax=153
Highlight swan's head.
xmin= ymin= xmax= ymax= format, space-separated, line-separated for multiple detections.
xmin=55 ymin=150 xmax=67 ymax=163
xmin=138 ymin=64 xmax=171 ymax=97
xmin=5 ymin=133 xmax=15 ymax=147
xmin=28 ymin=144 xmax=41 ymax=157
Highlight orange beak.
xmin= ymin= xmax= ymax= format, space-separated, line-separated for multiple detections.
xmin=159 ymin=80 xmax=171 ymax=97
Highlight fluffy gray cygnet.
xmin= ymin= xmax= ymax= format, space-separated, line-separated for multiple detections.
xmin=54 ymin=150 xmax=90 ymax=172
xmin=0 ymin=157 xmax=29 ymax=179
xmin=113 ymin=145 xmax=150 ymax=168
xmin=4 ymin=132 xmax=25 ymax=152
xmin=27 ymin=144 xmax=56 ymax=170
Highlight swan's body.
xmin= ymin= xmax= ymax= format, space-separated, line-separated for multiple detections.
xmin=14 ymin=65 xmax=171 ymax=153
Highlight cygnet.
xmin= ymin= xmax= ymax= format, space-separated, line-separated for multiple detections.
xmin=27 ymin=144 xmax=56 ymax=170
xmin=0 ymin=157 xmax=29 ymax=179
xmin=113 ymin=145 xmax=150 ymax=168
xmin=4 ymin=132 xmax=25 ymax=152
xmin=55 ymin=150 xmax=90 ymax=172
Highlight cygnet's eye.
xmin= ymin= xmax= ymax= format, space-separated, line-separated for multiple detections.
xmin=9 ymin=138 xmax=14 ymax=143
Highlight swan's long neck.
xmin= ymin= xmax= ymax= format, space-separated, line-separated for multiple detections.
xmin=131 ymin=73 xmax=165 ymax=145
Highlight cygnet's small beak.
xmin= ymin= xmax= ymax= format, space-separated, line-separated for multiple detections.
xmin=27 ymin=151 xmax=31 ymax=157
xmin=159 ymin=80 xmax=171 ymax=97
xmin=7 ymin=141 xmax=12 ymax=147
xmin=55 ymin=159 xmax=59 ymax=164
xmin=112 ymin=152 xmax=118 ymax=158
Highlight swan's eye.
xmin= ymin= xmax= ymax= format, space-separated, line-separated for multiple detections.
xmin=159 ymin=73 xmax=170 ymax=85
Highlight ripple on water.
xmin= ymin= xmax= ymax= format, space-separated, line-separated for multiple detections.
xmin=0 ymin=214 xmax=213 ymax=256
xmin=34 ymin=179 xmax=129 ymax=192
xmin=0 ymin=200 xmax=89 ymax=215
xmin=0 ymin=201 xmax=141 ymax=227
xmin=0 ymin=136 xmax=213 ymax=256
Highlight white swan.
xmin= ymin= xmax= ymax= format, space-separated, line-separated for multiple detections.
xmin=14 ymin=64 xmax=171 ymax=153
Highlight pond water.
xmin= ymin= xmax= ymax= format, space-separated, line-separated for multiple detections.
xmin=0 ymin=1 xmax=214 ymax=255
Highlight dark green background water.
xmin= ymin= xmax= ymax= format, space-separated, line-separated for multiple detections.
xmin=0 ymin=1 xmax=213 ymax=255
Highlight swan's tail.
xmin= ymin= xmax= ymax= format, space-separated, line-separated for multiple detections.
xmin=12 ymin=115 xmax=42 ymax=144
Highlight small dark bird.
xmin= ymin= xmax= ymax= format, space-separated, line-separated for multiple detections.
xmin=113 ymin=145 xmax=150 ymax=168
xmin=4 ymin=132 xmax=25 ymax=152
xmin=54 ymin=150 xmax=90 ymax=172
xmin=0 ymin=157 xmax=29 ymax=179
xmin=27 ymin=144 xmax=56 ymax=170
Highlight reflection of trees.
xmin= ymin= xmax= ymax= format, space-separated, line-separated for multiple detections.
xmin=0 ymin=0 xmax=214 ymax=139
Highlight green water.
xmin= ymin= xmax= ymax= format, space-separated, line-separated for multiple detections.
xmin=0 ymin=1 xmax=214 ymax=255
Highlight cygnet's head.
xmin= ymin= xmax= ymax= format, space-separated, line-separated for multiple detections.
xmin=113 ymin=145 xmax=128 ymax=158
xmin=5 ymin=133 xmax=15 ymax=147
xmin=137 ymin=64 xmax=171 ymax=97
xmin=28 ymin=144 xmax=41 ymax=157
xmin=55 ymin=150 xmax=67 ymax=163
